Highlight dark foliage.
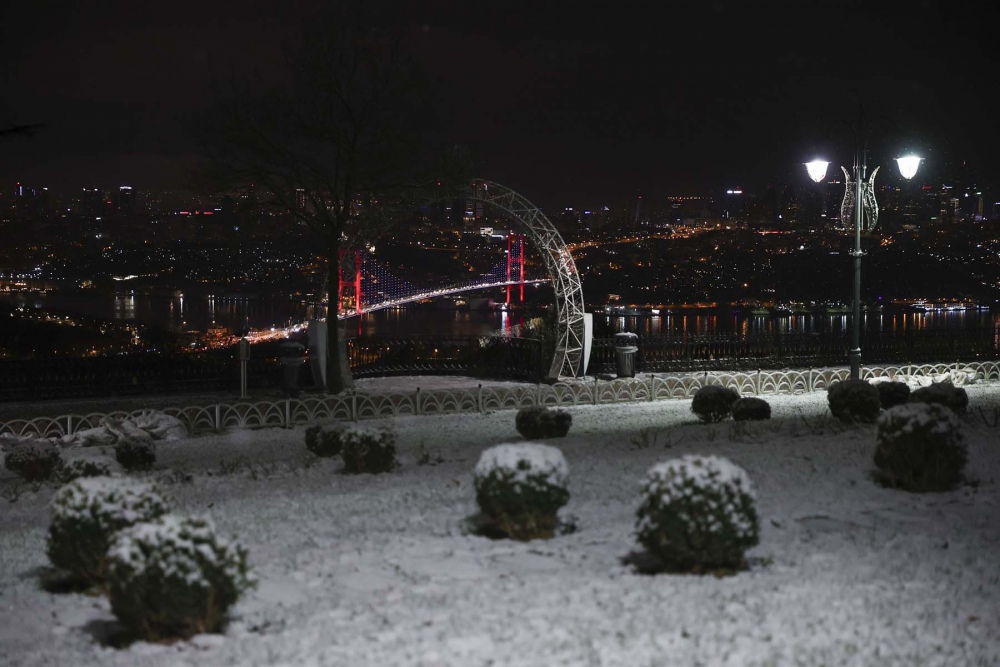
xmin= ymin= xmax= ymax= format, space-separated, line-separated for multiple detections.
xmin=910 ymin=382 xmax=969 ymax=415
xmin=874 ymin=403 xmax=968 ymax=492
xmin=115 ymin=440 xmax=157 ymax=472
xmin=515 ymin=406 xmax=573 ymax=439
xmin=304 ymin=422 xmax=343 ymax=458
xmin=3 ymin=441 xmax=63 ymax=482
xmin=876 ymin=381 xmax=911 ymax=410
xmin=731 ymin=397 xmax=771 ymax=422
xmin=827 ymin=379 xmax=881 ymax=423
xmin=107 ymin=517 xmax=254 ymax=641
xmin=690 ymin=385 xmax=739 ymax=423
xmin=475 ymin=471 xmax=569 ymax=541
xmin=59 ymin=459 xmax=112 ymax=485
xmin=635 ymin=458 xmax=760 ymax=572
xmin=340 ymin=427 xmax=398 ymax=474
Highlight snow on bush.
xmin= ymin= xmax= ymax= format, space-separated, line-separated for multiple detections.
xmin=910 ymin=382 xmax=969 ymax=415
xmin=515 ymin=406 xmax=572 ymax=439
xmin=340 ymin=425 xmax=397 ymax=474
xmin=67 ymin=425 xmax=118 ymax=447
xmin=3 ymin=439 xmax=63 ymax=482
xmin=304 ymin=422 xmax=344 ymax=458
xmin=690 ymin=385 xmax=739 ymax=423
xmin=58 ymin=411 xmax=187 ymax=448
xmin=827 ymin=379 xmax=881 ymax=423
xmin=58 ymin=458 xmax=113 ymax=485
xmin=107 ymin=515 xmax=254 ymax=641
xmin=128 ymin=410 xmax=188 ymax=440
xmin=474 ymin=443 xmax=570 ymax=540
xmin=911 ymin=367 xmax=978 ymax=387
xmin=636 ymin=455 xmax=759 ymax=572
xmin=731 ymin=397 xmax=771 ymax=422
xmin=874 ymin=403 xmax=968 ymax=492
xmin=47 ymin=476 xmax=169 ymax=584
xmin=876 ymin=381 xmax=911 ymax=410
xmin=115 ymin=439 xmax=157 ymax=471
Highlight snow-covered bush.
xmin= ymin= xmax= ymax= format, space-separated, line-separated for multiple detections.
xmin=636 ymin=455 xmax=759 ymax=572
xmin=515 ymin=406 xmax=572 ymax=439
xmin=340 ymin=425 xmax=397 ymax=474
xmin=910 ymin=382 xmax=969 ymax=415
xmin=59 ymin=458 xmax=113 ymax=485
xmin=732 ymin=397 xmax=771 ymax=421
xmin=874 ymin=403 xmax=967 ymax=492
xmin=59 ymin=411 xmax=187 ymax=448
xmin=128 ymin=411 xmax=188 ymax=440
xmin=115 ymin=439 xmax=157 ymax=472
xmin=47 ymin=476 xmax=168 ymax=584
xmin=877 ymin=381 xmax=911 ymax=410
xmin=827 ymin=379 xmax=881 ymax=423
xmin=474 ymin=443 xmax=570 ymax=541
xmin=304 ymin=422 xmax=343 ymax=458
xmin=107 ymin=515 xmax=254 ymax=641
xmin=690 ymin=385 xmax=739 ymax=423
xmin=4 ymin=440 xmax=63 ymax=482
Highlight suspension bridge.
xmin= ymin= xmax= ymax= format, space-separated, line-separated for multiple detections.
xmin=252 ymin=179 xmax=585 ymax=380
xmin=335 ymin=232 xmax=546 ymax=318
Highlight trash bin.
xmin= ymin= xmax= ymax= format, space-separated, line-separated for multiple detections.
xmin=278 ymin=341 xmax=306 ymax=396
xmin=614 ymin=332 xmax=639 ymax=378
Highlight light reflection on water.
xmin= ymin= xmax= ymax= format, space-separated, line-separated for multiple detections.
xmin=2 ymin=291 xmax=997 ymax=337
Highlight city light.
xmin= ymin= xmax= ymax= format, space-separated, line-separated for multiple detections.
xmin=804 ymin=160 xmax=830 ymax=183
xmin=895 ymin=155 xmax=922 ymax=180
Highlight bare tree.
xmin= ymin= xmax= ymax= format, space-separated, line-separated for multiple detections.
xmin=0 ymin=123 xmax=43 ymax=139
xmin=197 ymin=14 xmax=455 ymax=393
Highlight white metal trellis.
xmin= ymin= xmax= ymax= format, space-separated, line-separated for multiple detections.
xmin=466 ymin=179 xmax=586 ymax=380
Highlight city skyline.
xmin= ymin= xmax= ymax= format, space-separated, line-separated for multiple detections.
xmin=2 ymin=1 xmax=999 ymax=210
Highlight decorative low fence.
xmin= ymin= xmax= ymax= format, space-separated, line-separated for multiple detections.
xmin=589 ymin=329 xmax=1000 ymax=374
xmin=3 ymin=361 xmax=996 ymax=440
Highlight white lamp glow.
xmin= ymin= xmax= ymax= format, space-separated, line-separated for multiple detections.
xmin=895 ymin=155 xmax=922 ymax=180
xmin=804 ymin=160 xmax=830 ymax=183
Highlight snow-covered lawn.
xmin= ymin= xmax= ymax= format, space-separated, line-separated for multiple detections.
xmin=2 ymin=386 xmax=999 ymax=666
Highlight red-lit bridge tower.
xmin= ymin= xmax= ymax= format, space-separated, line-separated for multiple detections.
xmin=506 ymin=232 xmax=525 ymax=306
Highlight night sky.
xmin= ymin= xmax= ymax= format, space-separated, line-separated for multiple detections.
xmin=2 ymin=1 xmax=997 ymax=209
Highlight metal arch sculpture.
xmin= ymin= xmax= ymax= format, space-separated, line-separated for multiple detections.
xmin=464 ymin=179 xmax=586 ymax=380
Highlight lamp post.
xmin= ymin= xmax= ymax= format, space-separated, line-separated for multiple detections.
xmin=804 ymin=109 xmax=921 ymax=380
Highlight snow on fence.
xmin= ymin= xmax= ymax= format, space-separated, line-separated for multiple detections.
xmin=2 ymin=361 xmax=996 ymax=440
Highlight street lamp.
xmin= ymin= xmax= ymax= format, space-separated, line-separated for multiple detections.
xmin=804 ymin=160 xmax=830 ymax=184
xmin=804 ymin=110 xmax=921 ymax=380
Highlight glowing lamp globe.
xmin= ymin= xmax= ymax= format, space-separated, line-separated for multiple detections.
xmin=895 ymin=155 xmax=922 ymax=180
xmin=804 ymin=160 xmax=830 ymax=183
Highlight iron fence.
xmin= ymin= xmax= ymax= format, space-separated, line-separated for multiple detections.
xmin=588 ymin=329 xmax=1000 ymax=375
xmin=348 ymin=336 xmax=544 ymax=381
xmin=0 ymin=336 xmax=546 ymax=402
xmin=3 ymin=329 xmax=996 ymax=402
xmin=0 ymin=352 xmax=281 ymax=402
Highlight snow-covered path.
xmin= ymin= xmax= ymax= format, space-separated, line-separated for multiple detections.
xmin=2 ymin=387 xmax=999 ymax=666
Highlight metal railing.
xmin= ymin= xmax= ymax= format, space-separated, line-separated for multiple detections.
xmin=348 ymin=336 xmax=544 ymax=381
xmin=3 ymin=329 xmax=995 ymax=402
xmin=588 ymin=329 xmax=1000 ymax=375
xmin=2 ymin=361 xmax=996 ymax=440
xmin=0 ymin=336 xmax=546 ymax=402
xmin=0 ymin=352 xmax=281 ymax=402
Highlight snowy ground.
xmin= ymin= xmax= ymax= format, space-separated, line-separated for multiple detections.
xmin=2 ymin=386 xmax=999 ymax=666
